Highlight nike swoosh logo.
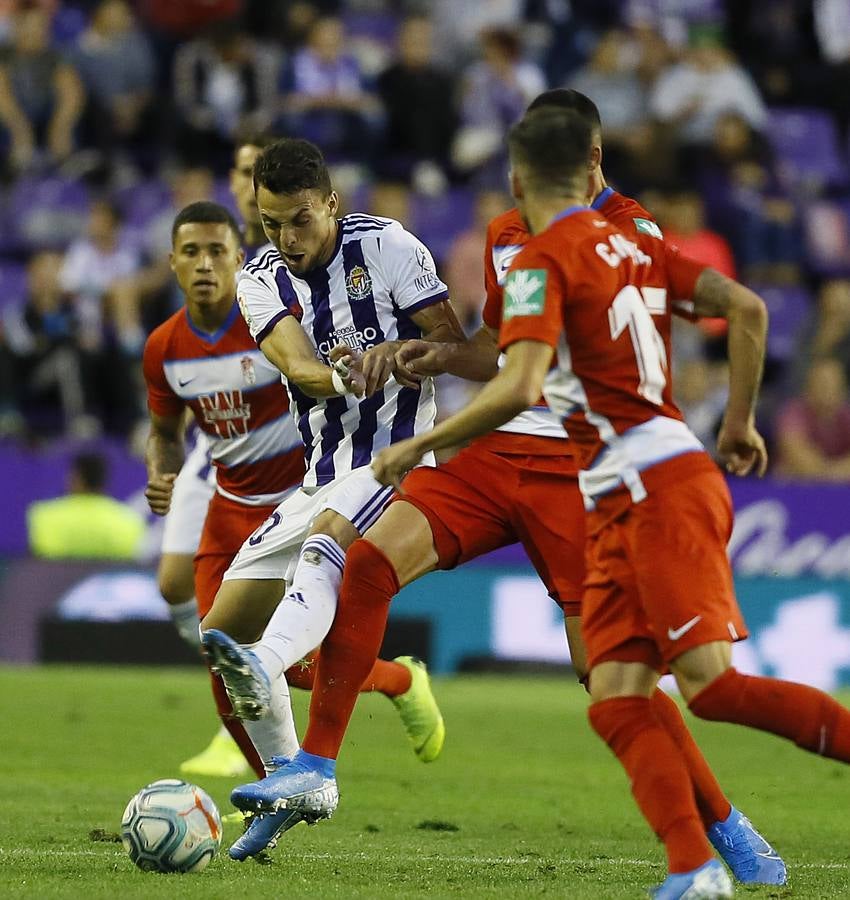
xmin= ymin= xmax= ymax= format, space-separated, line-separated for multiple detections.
xmin=667 ymin=615 xmax=702 ymax=641
xmin=178 ymin=377 xmax=197 ymax=388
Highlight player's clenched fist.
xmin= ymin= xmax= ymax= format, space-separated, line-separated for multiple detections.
xmin=717 ymin=418 xmax=768 ymax=478
xmin=393 ymin=339 xmax=446 ymax=389
xmin=371 ymin=438 xmax=427 ymax=490
xmin=146 ymin=473 xmax=178 ymax=516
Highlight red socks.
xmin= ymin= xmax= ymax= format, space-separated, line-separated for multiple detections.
xmin=589 ymin=697 xmax=713 ymax=874
xmin=286 ymin=651 xmax=411 ymax=697
xmin=649 ymin=690 xmax=731 ymax=829
xmin=690 ymin=668 xmax=850 ymax=761
xmin=208 ymin=670 xmax=264 ymax=777
xmin=302 ymin=538 xmax=400 ymax=760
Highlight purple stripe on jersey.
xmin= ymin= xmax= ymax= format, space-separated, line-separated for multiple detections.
xmin=404 ymin=290 xmax=449 ymax=316
xmin=255 ymin=309 xmax=289 ymax=346
xmin=390 ymin=385 xmax=420 ymax=444
xmin=274 ymin=267 xmax=300 ymax=311
xmin=304 ymin=261 xmax=344 ymax=484
xmin=288 ymin=382 xmax=317 ymax=468
xmin=343 ymin=238 xmax=386 ymax=468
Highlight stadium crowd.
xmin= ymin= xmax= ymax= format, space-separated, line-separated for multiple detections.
xmin=1 ymin=0 xmax=850 ymax=481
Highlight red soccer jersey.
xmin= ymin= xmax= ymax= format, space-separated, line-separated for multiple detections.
xmin=143 ymin=302 xmax=304 ymax=506
xmin=498 ymin=206 xmax=708 ymax=507
xmin=482 ymin=189 xmax=704 ymax=446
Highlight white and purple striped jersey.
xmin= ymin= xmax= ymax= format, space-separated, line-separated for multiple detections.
xmin=236 ymin=214 xmax=449 ymax=487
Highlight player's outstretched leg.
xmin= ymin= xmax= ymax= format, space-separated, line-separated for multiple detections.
xmin=202 ymin=628 xmax=272 ymax=720
xmin=230 ymin=750 xmax=339 ymax=816
xmin=648 ymin=689 xmax=785 ymax=885
xmin=229 ymin=807 xmax=313 ymax=861
xmin=390 ymin=656 xmax=445 ymax=762
xmin=707 ymin=807 xmax=786 ymax=886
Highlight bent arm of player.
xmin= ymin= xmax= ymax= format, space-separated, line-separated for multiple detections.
xmin=359 ymin=298 xmax=467 ymax=395
xmin=259 ymin=315 xmax=365 ymax=398
xmin=372 ymin=339 xmax=553 ymax=488
xmin=690 ymin=268 xmax=769 ymax=477
xmin=145 ymin=410 xmax=185 ymax=516
xmin=395 ymin=322 xmax=500 ymax=387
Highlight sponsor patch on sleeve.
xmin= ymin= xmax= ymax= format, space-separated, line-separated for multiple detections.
xmin=633 ymin=218 xmax=663 ymax=239
xmin=503 ymin=269 xmax=547 ymax=320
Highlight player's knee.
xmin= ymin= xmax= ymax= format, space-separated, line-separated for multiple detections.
xmin=158 ymin=555 xmax=195 ymax=605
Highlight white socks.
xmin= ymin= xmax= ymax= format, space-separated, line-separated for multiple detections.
xmin=253 ymin=535 xmax=345 ymax=683
xmin=241 ymin=669 xmax=300 ymax=773
xmin=168 ymin=598 xmax=200 ymax=648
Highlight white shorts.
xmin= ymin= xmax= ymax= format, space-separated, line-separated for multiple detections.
xmin=222 ymin=466 xmax=394 ymax=582
xmin=160 ymin=434 xmax=217 ymax=555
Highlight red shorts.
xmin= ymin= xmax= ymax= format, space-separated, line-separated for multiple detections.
xmin=581 ymin=454 xmax=748 ymax=671
xmin=398 ymin=431 xmax=585 ymax=613
xmin=194 ymin=493 xmax=276 ymax=617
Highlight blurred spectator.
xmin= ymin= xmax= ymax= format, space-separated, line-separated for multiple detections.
xmin=27 ymin=451 xmax=146 ymax=559
xmin=279 ymin=16 xmax=381 ymax=166
xmin=72 ymin=0 xmax=158 ymax=175
xmin=650 ymin=33 xmax=767 ymax=146
xmin=660 ymin=190 xmax=737 ymax=278
xmin=453 ymin=27 xmax=545 ymax=187
xmin=814 ymin=0 xmax=850 ymax=138
xmin=139 ymin=0 xmax=243 ymax=40
xmin=367 ymin=181 xmax=413 ymax=225
xmin=172 ymin=19 xmax=280 ymax=172
xmin=658 ymin=190 xmax=736 ymax=344
xmin=59 ymin=199 xmax=142 ymax=349
xmin=111 ymin=165 xmax=215 ymax=342
xmin=696 ymin=112 xmax=802 ymax=284
xmin=0 ymin=4 xmax=85 ymax=173
xmin=788 ymin=279 xmax=850 ymax=391
xmin=445 ymin=189 xmax=511 ymax=329
xmin=376 ymin=16 xmax=457 ymax=191
xmin=775 ymin=357 xmax=850 ymax=481
xmin=429 ymin=0 xmax=524 ymax=67
xmin=0 ymin=250 xmax=94 ymax=437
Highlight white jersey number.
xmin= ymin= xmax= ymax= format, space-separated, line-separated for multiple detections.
xmin=608 ymin=286 xmax=668 ymax=405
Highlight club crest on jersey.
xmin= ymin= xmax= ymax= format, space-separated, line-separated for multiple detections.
xmin=345 ymin=265 xmax=372 ymax=301
xmin=240 ymin=355 xmax=256 ymax=385
xmin=503 ymin=269 xmax=547 ymax=320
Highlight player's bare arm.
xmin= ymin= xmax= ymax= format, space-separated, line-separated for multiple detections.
xmin=692 ymin=268 xmax=769 ymax=477
xmin=372 ymin=339 xmax=553 ymax=488
xmin=259 ymin=315 xmax=366 ymax=398
xmin=357 ymin=299 xmax=467 ymax=395
xmin=145 ymin=410 xmax=186 ymax=516
xmin=395 ymin=323 xmax=500 ymax=388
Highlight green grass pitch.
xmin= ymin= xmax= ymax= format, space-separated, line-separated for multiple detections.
xmin=1 ymin=665 xmax=849 ymax=898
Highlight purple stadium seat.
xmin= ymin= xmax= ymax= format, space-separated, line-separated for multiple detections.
xmin=748 ymin=283 xmax=812 ymax=360
xmin=768 ymin=108 xmax=849 ymax=193
xmin=802 ymin=200 xmax=850 ymax=276
xmin=114 ymin=179 xmax=172 ymax=230
xmin=7 ymin=176 xmax=91 ymax=253
xmin=0 ymin=263 xmax=28 ymax=312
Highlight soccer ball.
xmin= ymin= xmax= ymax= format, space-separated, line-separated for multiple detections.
xmin=120 ymin=779 xmax=222 ymax=873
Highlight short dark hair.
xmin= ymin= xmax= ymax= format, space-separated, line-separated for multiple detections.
xmin=527 ymin=89 xmax=602 ymax=134
xmin=253 ymin=138 xmax=332 ymax=197
xmin=72 ymin=452 xmax=107 ymax=492
xmin=508 ymin=106 xmax=593 ymax=195
xmin=233 ymin=129 xmax=278 ymax=156
xmin=171 ymin=201 xmax=242 ymax=245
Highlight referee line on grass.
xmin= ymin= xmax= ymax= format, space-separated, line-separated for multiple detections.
xmin=1 ymin=848 xmax=848 ymax=870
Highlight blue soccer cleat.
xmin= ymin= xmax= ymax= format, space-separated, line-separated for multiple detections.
xmin=708 ymin=806 xmax=787 ymax=885
xmin=228 ymin=808 xmax=310 ymax=861
xmin=201 ymin=628 xmax=271 ymax=721
xmin=231 ymin=750 xmax=339 ymax=817
xmin=649 ymin=859 xmax=734 ymax=899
